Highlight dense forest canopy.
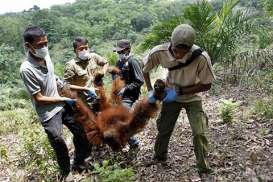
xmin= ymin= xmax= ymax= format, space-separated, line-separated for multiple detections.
xmin=0 ymin=0 xmax=272 ymax=99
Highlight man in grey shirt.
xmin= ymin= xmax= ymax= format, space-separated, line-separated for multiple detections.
xmin=20 ymin=26 xmax=95 ymax=180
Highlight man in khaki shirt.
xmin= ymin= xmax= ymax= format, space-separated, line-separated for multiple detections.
xmin=143 ymin=24 xmax=215 ymax=174
xmin=64 ymin=37 xmax=108 ymax=88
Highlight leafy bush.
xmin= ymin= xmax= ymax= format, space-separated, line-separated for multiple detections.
xmin=139 ymin=0 xmax=252 ymax=64
xmin=0 ymin=99 xmax=30 ymax=111
xmin=254 ymin=98 xmax=273 ymax=119
xmin=92 ymin=160 xmax=135 ymax=182
xmin=0 ymin=109 xmax=37 ymax=134
xmin=0 ymin=144 xmax=8 ymax=161
xmin=252 ymin=71 xmax=273 ymax=94
xmin=106 ymin=52 xmax=118 ymax=66
xmin=0 ymin=44 xmax=23 ymax=85
xmin=0 ymin=85 xmax=31 ymax=111
xmin=0 ymin=99 xmax=57 ymax=180
xmin=17 ymin=122 xmax=58 ymax=181
xmin=138 ymin=16 xmax=184 ymax=51
xmin=219 ymin=99 xmax=239 ymax=123
xmin=262 ymin=0 xmax=273 ymax=17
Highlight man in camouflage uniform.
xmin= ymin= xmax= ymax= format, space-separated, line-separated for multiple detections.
xmin=143 ymin=24 xmax=215 ymax=174
xmin=64 ymin=37 xmax=108 ymax=88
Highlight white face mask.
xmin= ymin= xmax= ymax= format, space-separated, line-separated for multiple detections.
xmin=32 ymin=46 xmax=49 ymax=59
xmin=119 ymin=53 xmax=130 ymax=61
xmin=78 ymin=49 xmax=90 ymax=61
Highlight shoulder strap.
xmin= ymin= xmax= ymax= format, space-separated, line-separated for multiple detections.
xmin=168 ymin=48 xmax=203 ymax=71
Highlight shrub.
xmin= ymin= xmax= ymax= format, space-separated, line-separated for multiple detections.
xmin=254 ymin=98 xmax=273 ymax=119
xmin=106 ymin=52 xmax=118 ymax=66
xmin=0 ymin=109 xmax=35 ymax=134
xmin=0 ymin=86 xmax=31 ymax=111
xmin=219 ymin=99 xmax=239 ymax=123
xmin=17 ymin=122 xmax=58 ymax=181
xmin=139 ymin=0 xmax=252 ymax=64
xmin=0 ymin=144 xmax=8 ymax=161
xmin=92 ymin=160 xmax=135 ymax=182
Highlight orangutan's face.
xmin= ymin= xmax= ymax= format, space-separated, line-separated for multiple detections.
xmin=153 ymin=79 xmax=166 ymax=100
xmin=103 ymin=128 xmax=123 ymax=151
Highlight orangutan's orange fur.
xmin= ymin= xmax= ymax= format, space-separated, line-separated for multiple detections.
xmin=110 ymin=76 xmax=125 ymax=105
xmin=61 ymin=66 xmax=164 ymax=151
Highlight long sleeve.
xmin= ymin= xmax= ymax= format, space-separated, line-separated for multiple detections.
xmin=125 ymin=58 xmax=144 ymax=91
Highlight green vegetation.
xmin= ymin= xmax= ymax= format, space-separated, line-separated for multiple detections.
xmin=0 ymin=0 xmax=273 ymax=180
xmin=139 ymin=0 xmax=253 ymax=64
xmin=91 ymin=160 xmax=135 ymax=182
xmin=17 ymin=122 xmax=58 ymax=181
xmin=0 ymin=144 xmax=8 ymax=160
xmin=254 ymin=98 xmax=273 ymax=119
xmin=219 ymin=99 xmax=239 ymax=124
xmin=0 ymin=44 xmax=23 ymax=85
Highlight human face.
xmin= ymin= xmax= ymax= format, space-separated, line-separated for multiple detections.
xmin=75 ymin=42 xmax=89 ymax=57
xmin=26 ymin=36 xmax=48 ymax=55
xmin=117 ymin=48 xmax=130 ymax=61
xmin=117 ymin=48 xmax=130 ymax=55
xmin=171 ymin=46 xmax=189 ymax=59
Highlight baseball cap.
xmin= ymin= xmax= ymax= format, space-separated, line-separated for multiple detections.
xmin=171 ymin=24 xmax=196 ymax=48
xmin=113 ymin=39 xmax=131 ymax=52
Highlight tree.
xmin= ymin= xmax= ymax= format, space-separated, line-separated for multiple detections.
xmin=131 ymin=13 xmax=154 ymax=32
xmin=0 ymin=16 xmax=28 ymax=52
xmin=262 ymin=0 xmax=273 ymax=17
xmin=139 ymin=0 xmax=252 ymax=64
xmin=30 ymin=10 xmax=62 ymax=44
xmin=0 ymin=44 xmax=23 ymax=85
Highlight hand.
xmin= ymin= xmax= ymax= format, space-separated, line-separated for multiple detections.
xmin=95 ymin=73 xmax=104 ymax=80
xmin=108 ymin=66 xmax=120 ymax=75
xmin=62 ymin=97 xmax=77 ymax=107
xmin=85 ymin=87 xmax=97 ymax=99
xmin=163 ymin=88 xmax=177 ymax=103
xmin=117 ymin=87 xmax=126 ymax=96
xmin=147 ymin=90 xmax=156 ymax=104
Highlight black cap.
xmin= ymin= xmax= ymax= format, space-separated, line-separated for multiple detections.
xmin=113 ymin=39 xmax=131 ymax=52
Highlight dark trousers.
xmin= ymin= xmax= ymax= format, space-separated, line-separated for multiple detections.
xmin=121 ymin=98 xmax=134 ymax=109
xmin=41 ymin=105 xmax=91 ymax=174
xmin=122 ymin=98 xmax=139 ymax=146
xmin=155 ymin=101 xmax=209 ymax=171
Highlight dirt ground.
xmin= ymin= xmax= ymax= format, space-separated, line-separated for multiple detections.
xmin=1 ymin=86 xmax=272 ymax=182
xmin=84 ymin=86 xmax=273 ymax=181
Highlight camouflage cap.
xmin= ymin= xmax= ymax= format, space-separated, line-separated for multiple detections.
xmin=171 ymin=24 xmax=196 ymax=48
xmin=113 ymin=39 xmax=131 ymax=52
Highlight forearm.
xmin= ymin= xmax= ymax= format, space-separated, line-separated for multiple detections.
xmin=180 ymin=83 xmax=211 ymax=95
xmin=69 ymin=84 xmax=89 ymax=91
xmin=143 ymin=72 xmax=153 ymax=91
xmin=35 ymin=95 xmax=67 ymax=105
xmin=102 ymin=62 xmax=109 ymax=74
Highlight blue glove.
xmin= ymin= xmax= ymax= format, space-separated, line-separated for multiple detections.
xmin=163 ymin=88 xmax=177 ymax=103
xmin=147 ymin=90 xmax=156 ymax=104
xmin=65 ymin=99 xmax=77 ymax=108
xmin=85 ymin=88 xmax=97 ymax=99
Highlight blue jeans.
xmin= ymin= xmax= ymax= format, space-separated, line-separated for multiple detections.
xmin=122 ymin=98 xmax=139 ymax=147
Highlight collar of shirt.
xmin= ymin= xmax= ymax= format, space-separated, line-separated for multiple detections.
xmin=27 ymin=52 xmax=48 ymax=69
xmin=75 ymin=56 xmax=90 ymax=63
xmin=167 ymin=43 xmax=193 ymax=64
xmin=167 ymin=43 xmax=176 ymax=62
